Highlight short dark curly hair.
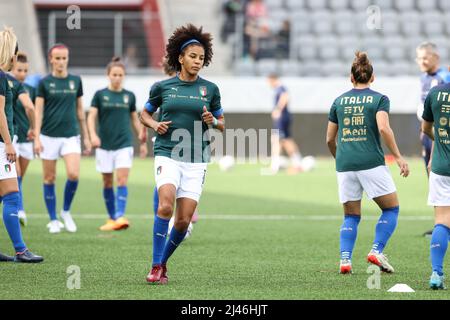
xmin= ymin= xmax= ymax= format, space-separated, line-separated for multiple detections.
xmin=165 ymin=24 xmax=213 ymax=72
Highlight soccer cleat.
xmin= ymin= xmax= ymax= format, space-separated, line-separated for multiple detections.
xmin=339 ymin=259 xmax=353 ymax=274
xmin=367 ymin=251 xmax=394 ymax=273
xmin=430 ymin=272 xmax=445 ymax=290
xmin=18 ymin=211 xmax=27 ymax=227
xmin=99 ymin=219 xmax=117 ymax=231
xmin=113 ymin=217 xmax=130 ymax=231
xmin=14 ymin=249 xmax=44 ymax=263
xmin=146 ymin=264 xmax=167 ymax=285
xmin=61 ymin=210 xmax=77 ymax=233
xmin=0 ymin=252 xmax=14 ymax=262
xmin=47 ymin=220 xmax=64 ymax=234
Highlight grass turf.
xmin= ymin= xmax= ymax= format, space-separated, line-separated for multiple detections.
xmin=0 ymin=157 xmax=449 ymax=299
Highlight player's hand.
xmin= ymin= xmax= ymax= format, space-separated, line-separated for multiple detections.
xmin=396 ymin=156 xmax=409 ymax=178
xmin=5 ymin=142 xmax=16 ymax=163
xmin=83 ymin=138 xmax=92 ymax=155
xmin=152 ymin=121 xmax=172 ymax=135
xmin=26 ymin=129 xmax=35 ymax=141
xmin=139 ymin=142 xmax=148 ymax=158
xmin=202 ymin=106 xmax=214 ymax=125
xmin=34 ymin=137 xmax=43 ymax=157
xmin=91 ymin=135 xmax=101 ymax=148
xmin=271 ymin=109 xmax=281 ymax=120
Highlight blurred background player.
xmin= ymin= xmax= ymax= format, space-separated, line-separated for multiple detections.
xmin=88 ymin=57 xmax=147 ymax=231
xmin=326 ymin=52 xmax=409 ymax=275
xmin=0 ymin=27 xmax=42 ymax=263
xmin=9 ymin=52 xmax=36 ymax=227
xmin=422 ymin=77 xmax=450 ymax=290
xmin=35 ymin=43 xmax=92 ymax=234
xmin=415 ymin=42 xmax=450 ymax=237
xmin=141 ymin=24 xmax=224 ymax=284
xmin=267 ymin=73 xmax=303 ymax=174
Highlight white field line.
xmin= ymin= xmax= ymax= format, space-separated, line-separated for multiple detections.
xmin=8 ymin=214 xmax=433 ymax=221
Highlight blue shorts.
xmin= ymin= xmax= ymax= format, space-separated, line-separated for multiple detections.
xmin=273 ymin=116 xmax=291 ymax=139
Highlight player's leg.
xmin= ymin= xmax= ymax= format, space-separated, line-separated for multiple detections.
xmin=153 ymin=186 xmax=159 ymax=215
xmin=281 ymin=138 xmax=303 ymax=174
xmin=61 ymin=152 xmax=80 ymax=233
xmin=112 ymin=147 xmax=133 ymax=230
xmin=337 ymin=171 xmax=363 ymax=274
xmin=429 ymin=207 xmax=450 ymax=289
xmin=362 ymin=166 xmax=399 ymax=273
xmin=270 ymin=131 xmax=281 ymax=173
xmin=14 ymin=156 xmax=25 ymax=226
xmin=99 ymin=172 xmax=116 ymax=231
xmin=421 ymin=132 xmax=434 ymax=237
xmin=42 ymin=159 xmax=60 ymax=233
xmin=17 ymin=155 xmax=31 ymax=226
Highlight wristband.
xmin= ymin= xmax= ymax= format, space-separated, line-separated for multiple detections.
xmin=213 ymin=117 xmax=218 ymax=127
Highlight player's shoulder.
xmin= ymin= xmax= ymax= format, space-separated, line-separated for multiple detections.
xmin=122 ymin=88 xmax=135 ymax=97
xmin=5 ymin=73 xmax=17 ymax=82
xmin=367 ymin=88 xmax=388 ymax=99
xmin=429 ymin=82 xmax=450 ymax=95
xmin=39 ymin=74 xmax=53 ymax=83
xmin=68 ymin=73 xmax=82 ymax=82
xmin=95 ymin=87 xmax=109 ymax=96
xmin=197 ymin=76 xmax=218 ymax=89
xmin=23 ymin=82 xmax=35 ymax=91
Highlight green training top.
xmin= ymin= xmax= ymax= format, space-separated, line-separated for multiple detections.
xmin=0 ymin=72 xmax=15 ymax=143
xmin=329 ymin=88 xmax=390 ymax=172
xmin=146 ymin=76 xmax=223 ymax=163
xmin=91 ymin=87 xmax=136 ymax=151
xmin=15 ymin=83 xmax=35 ymax=143
xmin=422 ymin=83 xmax=450 ymax=177
xmin=37 ymin=74 xmax=83 ymax=138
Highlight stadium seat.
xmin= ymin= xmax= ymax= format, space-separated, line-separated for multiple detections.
xmin=291 ymin=12 xmax=312 ymax=34
xmin=399 ymin=11 xmax=421 ymax=36
xmin=328 ymin=0 xmax=350 ymax=10
xmin=298 ymin=59 xmax=322 ymax=76
xmin=306 ymin=0 xmax=327 ymax=10
xmin=297 ymin=36 xmax=317 ymax=60
xmin=321 ymin=60 xmax=348 ymax=76
xmin=380 ymin=11 xmax=400 ymax=36
xmin=394 ymin=0 xmax=416 ymax=11
xmin=384 ymin=37 xmax=406 ymax=61
xmin=256 ymin=59 xmax=278 ymax=76
xmin=285 ymin=0 xmax=306 ymax=10
xmin=390 ymin=61 xmax=414 ymax=75
xmin=311 ymin=11 xmax=333 ymax=35
xmin=445 ymin=14 xmax=450 ymax=35
xmin=334 ymin=11 xmax=355 ymax=35
xmin=338 ymin=36 xmax=362 ymax=61
xmin=234 ymin=59 xmax=256 ymax=76
xmin=280 ymin=60 xmax=301 ymax=76
xmin=373 ymin=0 xmax=394 ymax=10
xmin=361 ymin=36 xmax=384 ymax=60
xmin=265 ymin=0 xmax=285 ymax=10
xmin=350 ymin=0 xmax=372 ymax=11
xmin=372 ymin=61 xmax=392 ymax=76
xmin=438 ymin=0 xmax=450 ymax=10
xmin=417 ymin=0 xmax=438 ymax=12
xmin=422 ymin=12 xmax=445 ymax=37
xmin=318 ymin=36 xmax=339 ymax=60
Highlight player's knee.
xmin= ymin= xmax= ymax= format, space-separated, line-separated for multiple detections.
xmin=157 ymin=203 xmax=173 ymax=218
xmin=44 ymin=173 xmax=56 ymax=184
xmin=174 ymin=217 xmax=191 ymax=231
xmin=67 ymin=172 xmax=79 ymax=181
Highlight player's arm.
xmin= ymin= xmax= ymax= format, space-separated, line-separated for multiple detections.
xmin=276 ymin=92 xmax=289 ymax=111
xmin=131 ymin=111 xmax=148 ymax=158
xmin=140 ymin=108 xmax=171 ymax=135
xmin=87 ymin=107 xmax=100 ymax=148
xmin=326 ymin=121 xmax=338 ymax=158
xmin=0 ymin=95 xmax=15 ymax=163
xmin=376 ymin=111 xmax=409 ymax=177
xmin=202 ymin=106 xmax=225 ymax=132
xmin=76 ymin=97 xmax=92 ymax=154
xmin=421 ymin=119 xmax=434 ymax=141
xmin=34 ymin=96 xmax=44 ymax=155
xmin=18 ymin=92 xmax=36 ymax=140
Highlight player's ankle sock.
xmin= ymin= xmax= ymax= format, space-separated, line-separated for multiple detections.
xmin=102 ymin=187 xmax=116 ymax=220
xmin=17 ymin=176 xmax=24 ymax=211
xmin=431 ymin=224 xmax=450 ymax=276
xmin=2 ymin=192 xmax=26 ymax=253
xmin=372 ymin=206 xmax=399 ymax=253
xmin=291 ymin=152 xmax=303 ymax=168
xmin=43 ymin=184 xmax=57 ymax=220
xmin=161 ymin=226 xmax=187 ymax=264
xmin=63 ymin=179 xmax=78 ymax=211
xmin=115 ymin=186 xmax=128 ymax=219
xmin=340 ymin=214 xmax=360 ymax=260
xmin=153 ymin=215 xmax=169 ymax=266
xmin=153 ymin=187 xmax=159 ymax=216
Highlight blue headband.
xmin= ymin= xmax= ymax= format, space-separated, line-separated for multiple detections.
xmin=180 ymin=39 xmax=202 ymax=52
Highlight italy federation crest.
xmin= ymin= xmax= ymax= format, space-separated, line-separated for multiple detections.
xmin=157 ymin=166 xmax=162 ymax=175
xmin=69 ymin=80 xmax=75 ymax=90
xmin=199 ymin=86 xmax=207 ymax=97
xmin=123 ymin=94 xmax=129 ymax=104
xmin=4 ymin=164 xmax=11 ymax=173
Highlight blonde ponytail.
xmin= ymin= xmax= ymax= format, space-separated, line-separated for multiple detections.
xmin=0 ymin=26 xmax=17 ymax=71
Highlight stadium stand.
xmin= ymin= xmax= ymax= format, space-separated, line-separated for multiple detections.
xmin=228 ymin=0 xmax=450 ymax=76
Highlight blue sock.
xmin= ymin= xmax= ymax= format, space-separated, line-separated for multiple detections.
xmin=2 ymin=192 xmax=26 ymax=253
xmin=44 ymin=184 xmax=57 ymax=221
xmin=153 ymin=187 xmax=159 ymax=216
xmin=103 ymin=188 xmax=116 ymax=220
xmin=161 ymin=226 xmax=187 ymax=265
xmin=115 ymin=186 xmax=128 ymax=219
xmin=153 ymin=215 xmax=170 ymax=266
xmin=63 ymin=179 xmax=78 ymax=211
xmin=340 ymin=214 xmax=361 ymax=260
xmin=17 ymin=176 xmax=24 ymax=211
xmin=431 ymin=224 xmax=450 ymax=276
xmin=372 ymin=206 xmax=399 ymax=253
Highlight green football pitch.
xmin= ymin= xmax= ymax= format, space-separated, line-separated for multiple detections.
xmin=0 ymin=157 xmax=449 ymax=300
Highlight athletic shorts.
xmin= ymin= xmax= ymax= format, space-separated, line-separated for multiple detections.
xmin=428 ymin=172 xmax=450 ymax=206
xmin=16 ymin=142 xmax=34 ymax=160
xmin=154 ymin=155 xmax=207 ymax=203
xmin=336 ymin=165 xmax=397 ymax=204
xmin=0 ymin=141 xmax=17 ymax=180
xmin=273 ymin=115 xmax=291 ymax=139
xmin=96 ymin=147 xmax=134 ymax=173
xmin=40 ymin=134 xmax=81 ymax=160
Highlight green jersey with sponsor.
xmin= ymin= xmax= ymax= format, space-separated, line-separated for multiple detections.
xmin=146 ymin=76 xmax=223 ymax=163
xmin=12 ymin=79 xmax=34 ymax=143
xmin=0 ymin=72 xmax=14 ymax=143
xmin=37 ymin=74 xmax=83 ymax=138
xmin=329 ymin=88 xmax=390 ymax=172
xmin=91 ymin=88 xmax=136 ymax=151
xmin=422 ymin=83 xmax=450 ymax=176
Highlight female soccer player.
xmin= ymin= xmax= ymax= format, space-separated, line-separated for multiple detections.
xmin=87 ymin=57 xmax=147 ymax=231
xmin=0 ymin=27 xmax=42 ymax=262
xmin=326 ymin=52 xmax=409 ymax=275
xmin=10 ymin=52 xmax=36 ymax=226
xmin=422 ymin=77 xmax=450 ymax=289
xmin=35 ymin=43 xmax=91 ymax=234
xmin=140 ymin=24 xmax=224 ymax=284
